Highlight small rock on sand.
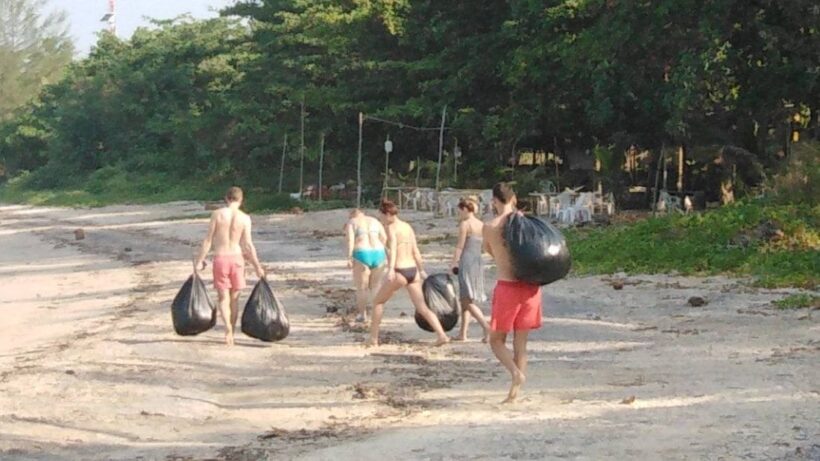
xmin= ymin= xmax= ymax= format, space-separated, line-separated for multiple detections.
xmin=688 ymin=296 xmax=708 ymax=307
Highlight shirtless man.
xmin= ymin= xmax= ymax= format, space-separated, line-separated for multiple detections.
xmin=194 ymin=187 xmax=266 ymax=346
xmin=483 ymin=182 xmax=542 ymax=403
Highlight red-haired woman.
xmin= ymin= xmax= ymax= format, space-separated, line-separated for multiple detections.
xmin=368 ymin=199 xmax=450 ymax=347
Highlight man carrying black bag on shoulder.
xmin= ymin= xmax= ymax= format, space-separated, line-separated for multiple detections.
xmin=194 ymin=187 xmax=266 ymax=346
xmin=483 ymin=182 xmax=543 ymax=403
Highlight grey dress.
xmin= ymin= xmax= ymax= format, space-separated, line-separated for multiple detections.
xmin=458 ymin=235 xmax=486 ymax=303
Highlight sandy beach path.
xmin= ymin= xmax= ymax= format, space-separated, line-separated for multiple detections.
xmin=0 ymin=203 xmax=817 ymax=461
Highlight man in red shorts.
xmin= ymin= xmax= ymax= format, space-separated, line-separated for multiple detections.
xmin=194 ymin=187 xmax=265 ymax=346
xmin=483 ymin=182 xmax=542 ymax=403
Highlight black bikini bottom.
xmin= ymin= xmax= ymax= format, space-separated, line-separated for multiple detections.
xmin=395 ymin=267 xmax=417 ymax=284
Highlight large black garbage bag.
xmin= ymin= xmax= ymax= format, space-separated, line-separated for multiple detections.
xmin=241 ymin=278 xmax=289 ymax=342
xmin=416 ymin=273 xmax=460 ymax=332
xmin=505 ymin=213 xmax=571 ymax=285
xmin=171 ymin=272 xmax=217 ymax=336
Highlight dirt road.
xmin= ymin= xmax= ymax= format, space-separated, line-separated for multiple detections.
xmin=0 ymin=203 xmax=817 ymax=460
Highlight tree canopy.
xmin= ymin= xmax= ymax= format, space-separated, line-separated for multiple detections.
xmin=1 ymin=0 xmax=817 ymax=198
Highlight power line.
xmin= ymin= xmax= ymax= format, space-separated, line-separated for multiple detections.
xmin=364 ymin=114 xmax=449 ymax=132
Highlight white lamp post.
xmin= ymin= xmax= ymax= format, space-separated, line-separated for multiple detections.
xmin=382 ymin=135 xmax=393 ymax=197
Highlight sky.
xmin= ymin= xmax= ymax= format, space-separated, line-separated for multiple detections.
xmin=48 ymin=0 xmax=237 ymax=55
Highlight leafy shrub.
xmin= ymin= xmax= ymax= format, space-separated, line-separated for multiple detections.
xmin=768 ymin=141 xmax=819 ymax=205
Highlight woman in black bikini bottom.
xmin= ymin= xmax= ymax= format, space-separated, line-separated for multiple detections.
xmin=368 ymin=199 xmax=450 ymax=348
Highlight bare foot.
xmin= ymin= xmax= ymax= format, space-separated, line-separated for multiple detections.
xmin=481 ymin=334 xmax=489 ymax=343
xmin=501 ymin=370 xmax=526 ymax=404
xmin=433 ymin=336 xmax=451 ymax=347
xmin=450 ymin=335 xmax=467 ymax=342
xmin=225 ymin=331 xmax=235 ymax=347
xmin=365 ymin=338 xmax=379 ymax=348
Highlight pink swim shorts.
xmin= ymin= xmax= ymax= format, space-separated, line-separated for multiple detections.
xmin=212 ymin=254 xmax=246 ymax=291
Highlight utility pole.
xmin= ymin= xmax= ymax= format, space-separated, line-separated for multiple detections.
xmin=357 ymin=112 xmax=364 ymax=207
xmin=278 ymin=133 xmax=287 ymax=193
xmin=435 ymin=106 xmax=447 ymax=192
xmin=299 ymin=97 xmax=305 ymax=198
xmin=318 ymin=133 xmax=325 ymax=202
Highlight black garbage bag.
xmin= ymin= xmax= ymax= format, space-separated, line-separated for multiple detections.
xmin=171 ymin=272 xmax=216 ymax=336
xmin=416 ymin=273 xmax=460 ymax=332
xmin=241 ymin=278 xmax=289 ymax=342
xmin=505 ymin=212 xmax=571 ymax=285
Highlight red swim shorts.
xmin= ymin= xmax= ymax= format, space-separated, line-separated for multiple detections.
xmin=490 ymin=280 xmax=542 ymax=333
xmin=213 ymin=254 xmax=246 ymax=291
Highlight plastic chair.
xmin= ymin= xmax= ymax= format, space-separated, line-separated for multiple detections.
xmin=565 ymin=192 xmax=593 ymax=223
xmin=479 ymin=189 xmax=493 ymax=216
xmin=551 ymin=191 xmax=573 ymax=220
xmin=402 ymin=189 xmax=420 ymax=210
xmin=535 ymin=194 xmax=549 ymax=215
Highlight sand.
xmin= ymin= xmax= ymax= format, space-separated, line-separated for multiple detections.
xmin=0 ymin=203 xmax=817 ymax=461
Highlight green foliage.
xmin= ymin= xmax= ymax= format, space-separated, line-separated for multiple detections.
xmin=0 ymin=0 xmax=818 ymax=202
xmin=772 ymin=294 xmax=820 ymax=310
xmin=566 ymin=201 xmax=820 ymax=288
xmin=767 ymin=141 xmax=820 ymax=206
xmin=0 ymin=0 xmax=74 ymax=121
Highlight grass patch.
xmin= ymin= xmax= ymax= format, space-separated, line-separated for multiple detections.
xmin=772 ymin=294 xmax=820 ymax=310
xmin=564 ymin=200 xmax=819 ymax=288
xmin=0 ymin=169 xmax=351 ymax=214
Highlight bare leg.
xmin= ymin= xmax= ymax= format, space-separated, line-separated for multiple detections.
xmin=368 ymin=276 xmax=403 ymax=347
xmin=464 ymin=301 xmax=491 ymax=342
xmin=217 ymin=289 xmax=234 ymax=346
xmin=229 ymin=289 xmax=241 ymax=330
xmin=352 ymin=262 xmax=369 ymax=321
xmin=489 ymin=330 xmax=525 ymax=403
xmin=512 ymin=330 xmax=529 ymax=378
xmin=368 ymin=265 xmax=386 ymax=306
xmin=406 ymin=282 xmax=450 ymax=346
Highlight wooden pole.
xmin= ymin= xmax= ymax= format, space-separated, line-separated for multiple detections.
xmin=415 ymin=156 xmax=420 ymax=187
xmin=652 ymin=145 xmax=665 ymax=215
xmin=278 ymin=133 xmax=287 ymax=194
xmin=318 ymin=133 xmax=325 ymax=202
xmin=299 ymin=97 xmax=306 ymax=198
xmin=677 ymin=145 xmax=684 ymax=192
xmin=357 ymin=112 xmax=364 ymax=207
xmin=435 ymin=106 xmax=447 ymax=192
xmin=453 ymin=138 xmax=458 ymax=183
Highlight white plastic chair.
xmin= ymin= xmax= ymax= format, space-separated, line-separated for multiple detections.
xmin=402 ymin=189 xmax=420 ymax=210
xmin=535 ymin=194 xmax=549 ymax=216
xmin=438 ymin=194 xmax=457 ymax=216
xmin=479 ymin=189 xmax=493 ymax=216
xmin=423 ymin=190 xmax=437 ymax=211
xmin=658 ymin=190 xmax=682 ymax=213
xmin=576 ymin=192 xmax=594 ymax=222
xmin=551 ymin=191 xmax=573 ymax=220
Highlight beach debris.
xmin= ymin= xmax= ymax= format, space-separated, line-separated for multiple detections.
xmin=688 ymin=296 xmax=708 ymax=307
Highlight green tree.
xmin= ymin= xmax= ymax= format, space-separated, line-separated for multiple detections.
xmin=0 ymin=0 xmax=73 ymax=120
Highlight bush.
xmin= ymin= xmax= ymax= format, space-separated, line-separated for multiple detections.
xmin=768 ymin=141 xmax=819 ymax=205
xmin=566 ymin=200 xmax=819 ymax=288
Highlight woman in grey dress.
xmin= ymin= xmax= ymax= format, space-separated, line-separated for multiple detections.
xmin=450 ymin=198 xmax=491 ymax=342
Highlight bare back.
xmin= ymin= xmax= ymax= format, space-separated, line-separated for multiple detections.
xmin=483 ymin=212 xmax=516 ymax=281
xmin=388 ymin=220 xmax=418 ymax=269
xmin=211 ymin=207 xmax=249 ymax=256
xmin=348 ymin=215 xmax=386 ymax=250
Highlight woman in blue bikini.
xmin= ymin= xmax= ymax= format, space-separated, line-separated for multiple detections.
xmin=345 ymin=208 xmax=387 ymax=322
xmin=367 ymin=199 xmax=450 ymax=348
